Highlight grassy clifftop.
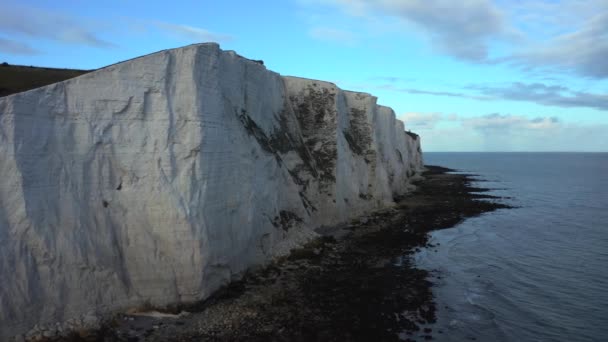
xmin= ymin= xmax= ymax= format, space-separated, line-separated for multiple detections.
xmin=0 ymin=63 xmax=91 ymax=97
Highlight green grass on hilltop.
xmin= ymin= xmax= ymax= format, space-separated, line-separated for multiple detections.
xmin=0 ymin=63 xmax=91 ymax=97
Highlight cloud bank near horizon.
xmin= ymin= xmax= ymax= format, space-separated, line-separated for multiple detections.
xmin=400 ymin=112 xmax=608 ymax=152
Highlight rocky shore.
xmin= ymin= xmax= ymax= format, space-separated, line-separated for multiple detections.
xmin=51 ymin=165 xmax=509 ymax=342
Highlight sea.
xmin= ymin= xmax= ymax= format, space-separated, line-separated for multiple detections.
xmin=414 ymin=152 xmax=608 ymax=342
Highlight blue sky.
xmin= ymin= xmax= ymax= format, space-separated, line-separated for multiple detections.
xmin=1 ymin=0 xmax=607 ymax=151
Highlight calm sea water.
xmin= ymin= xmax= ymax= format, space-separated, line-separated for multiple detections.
xmin=415 ymin=153 xmax=608 ymax=342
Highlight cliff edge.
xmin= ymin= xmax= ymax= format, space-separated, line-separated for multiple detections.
xmin=0 ymin=43 xmax=423 ymax=339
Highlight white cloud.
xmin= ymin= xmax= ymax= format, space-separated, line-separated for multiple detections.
xmin=0 ymin=3 xmax=234 ymax=55
xmin=153 ymin=22 xmax=234 ymax=43
xmin=401 ymin=112 xmax=608 ymax=151
xmin=302 ymin=0 xmax=516 ymax=61
xmin=401 ymin=112 xmax=446 ymax=129
xmin=505 ymin=11 xmax=608 ymax=79
xmin=0 ymin=4 xmax=116 ymax=48
xmin=470 ymin=83 xmax=608 ymax=111
xmin=463 ymin=113 xmax=560 ymax=131
xmin=299 ymin=0 xmax=608 ymax=78
xmin=376 ymin=82 xmax=608 ymax=111
xmin=0 ymin=37 xmax=39 ymax=55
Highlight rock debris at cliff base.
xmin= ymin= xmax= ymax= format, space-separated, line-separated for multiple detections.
xmin=66 ymin=166 xmax=511 ymax=342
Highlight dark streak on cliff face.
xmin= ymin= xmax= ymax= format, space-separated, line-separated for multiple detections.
xmin=272 ymin=210 xmax=304 ymax=232
xmin=237 ymin=107 xmax=321 ymax=215
xmin=238 ymin=109 xmax=282 ymax=161
xmin=273 ymin=107 xmax=320 ymax=188
xmin=396 ymin=150 xmax=404 ymax=163
xmin=290 ymin=86 xmax=338 ymax=184
xmin=343 ymin=108 xmax=373 ymax=163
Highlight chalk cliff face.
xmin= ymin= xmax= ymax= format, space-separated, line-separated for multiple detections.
xmin=0 ymin=43 xmax=423 ymax=339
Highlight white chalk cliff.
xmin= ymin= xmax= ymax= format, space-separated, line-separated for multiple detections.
xmin=0 ymin=43 xmax=423 ymax=339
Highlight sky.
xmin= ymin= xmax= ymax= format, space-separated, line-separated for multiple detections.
xmin=1 ymin=0 xmax=607 ymax=152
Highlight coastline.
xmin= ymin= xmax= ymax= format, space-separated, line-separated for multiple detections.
xmin=57 ymin=165 xmax=510 ymax=342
